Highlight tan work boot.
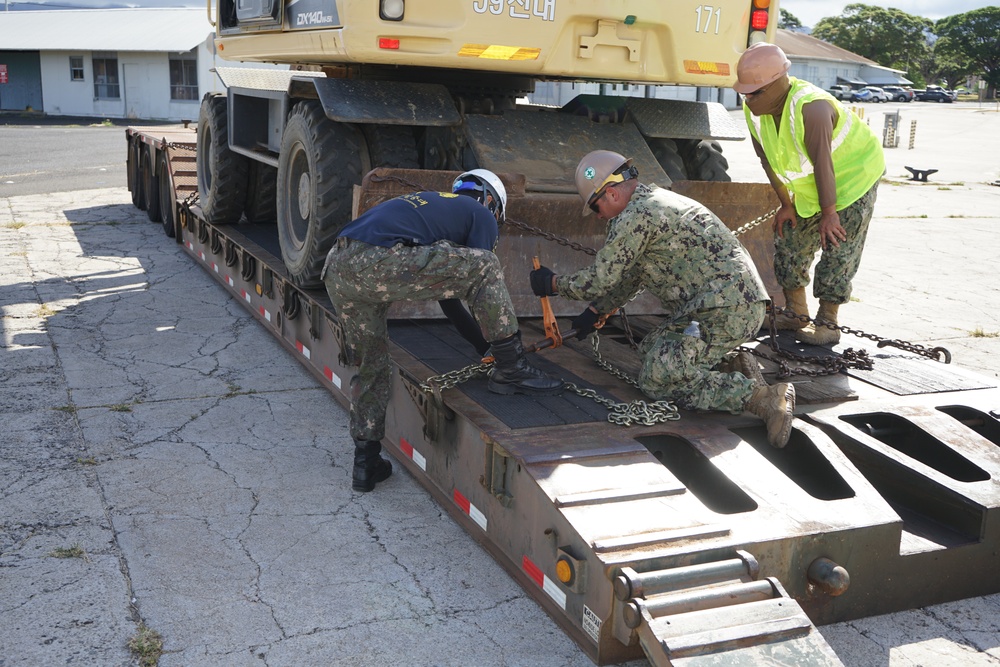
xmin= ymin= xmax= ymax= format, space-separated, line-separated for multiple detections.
xmin=796 ymin=301 xmax=841 ymax=345
xmin=744 ymin=382 xmax=796 ymax=448
xmin=734 ymin=349 xmax=767 ymax=387
xmin=775 ymin=287 xmax=809 ymax=330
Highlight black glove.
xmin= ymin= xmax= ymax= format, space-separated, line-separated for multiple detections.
xmin=571 ymin=306 xmax=600 ymax=340
xmin=438 ymin=299 xmax=490 ymax=356
xmin=529 ymin=266 xmax=557 ymax=297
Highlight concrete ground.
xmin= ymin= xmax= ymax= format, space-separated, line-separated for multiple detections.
xmin=2 ymin=102 xmax=1000 ymax=666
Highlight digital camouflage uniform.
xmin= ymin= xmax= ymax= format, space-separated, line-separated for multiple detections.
xmin=556 ymin=183 xmax=768 ymax=413
xmin=324 ymin=239 xmax=517 ymax=442
xmin=774 ymin=182 xmax=878 ymax=304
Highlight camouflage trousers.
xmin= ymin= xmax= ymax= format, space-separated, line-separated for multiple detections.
xmin=775 ymin=182 xmax=879 ymax=304
xmin=323 ymin=239 xmax=518 ymax=441
xmin=638 ymin=300 xmax=765 ymax=413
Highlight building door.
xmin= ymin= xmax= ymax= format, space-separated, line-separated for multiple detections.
xmin=123 ymin=63 xmax=151 ymax=120
xmin=0 ymin=51 xmax=43 ymax=112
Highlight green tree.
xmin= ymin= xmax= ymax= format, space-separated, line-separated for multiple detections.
xmin=779 ymin=9 xmax=804 ymax=31
xmin=812 ymin=4 xmax=932 ymax=73
xmin=935 ymin=7 xmax=1000 ymax=97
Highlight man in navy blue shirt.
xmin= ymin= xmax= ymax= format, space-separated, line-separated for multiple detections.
xmin=323 ymin=169 xmax=563 ymax=492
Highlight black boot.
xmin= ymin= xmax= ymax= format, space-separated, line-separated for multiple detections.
xmin=487 ymin=331 xmax=564 ymax=396
xmin=352 ymin=439 xmax=392 ymax=492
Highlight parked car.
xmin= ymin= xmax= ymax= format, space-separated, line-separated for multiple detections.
xmin=915 ymin=89 xmax=954 ymax=103
xmin=882 ymin=85 xmax=914 ymax=102
xmin=827 ymin=84 xmax=855 ymax=101
xmin=851 ymin=88 xmax=873 ymax=103
xmin=862 ymin=86 xmax=891 ymax=102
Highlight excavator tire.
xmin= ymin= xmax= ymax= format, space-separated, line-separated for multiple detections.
xmin=681 ymin=139 xmax=732 ymax=182
xmin=196 ymin=93 xmax=249 ymax=225
xmin=142 ymin=147 xmax=162 ymax=223
xmin=244 ymin=161 xmax=278 ymax=224
xmin=646 ymin=137 xmax=688 ymax=184
xmin=363 ymin=125 xmax=420 ymax=170
xmin=276 ymin=100 xmax=364 ymax=288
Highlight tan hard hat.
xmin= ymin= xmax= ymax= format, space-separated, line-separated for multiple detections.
xmin=733 ymin=43 xmax=791 ymax=94
xmin=575 ymin=150 xmax=634 ymax=216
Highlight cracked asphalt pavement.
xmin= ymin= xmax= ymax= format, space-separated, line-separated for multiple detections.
xmin=2 ymin=103 xmax=1000 ymax=666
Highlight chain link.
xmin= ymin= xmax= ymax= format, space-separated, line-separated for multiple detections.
xmin=770 ymin=305 xmax=951 ymax=364
xmin=419 ymin=361 xmax=491 ymax=393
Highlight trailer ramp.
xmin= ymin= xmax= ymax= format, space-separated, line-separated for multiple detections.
xmin=616 ymin=555 xmax=842 ymax=666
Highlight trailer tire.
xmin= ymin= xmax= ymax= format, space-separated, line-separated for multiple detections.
xmin=142 ymin=148 xmax=162 ymax=223
xmin=681 ymin=139 xmax=731 ymax=183
xmin=277 ymin=101 xmax=364 ymax=288
xmin=244 ymin=161 xmax=278 ymax=224
xmin=158 ymin=153 xmax=177 ymax=238
xmin=129 ymin=140 xmax=146 ymax=211
xmin=646 ymin=138 xmax=688 ymax=184
xmin=197 ymin=93 xmax=249 ymax=225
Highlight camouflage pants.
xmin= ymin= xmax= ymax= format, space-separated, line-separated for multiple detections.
xmin=323 ymin=239 xmax=518 ymax=441
xmin=775 ymin=183 xmax=879 ymax=304
xmin=638 ymin=300 xmax=765 ymax=413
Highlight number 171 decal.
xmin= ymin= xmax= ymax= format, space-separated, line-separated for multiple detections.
xmin=695 ymin=5 xmax=721 ymax=34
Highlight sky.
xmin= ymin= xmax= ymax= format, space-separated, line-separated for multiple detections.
xmin=3 ymin=0 xmax=996 ymax=25
xmin=779 ymin=0 xmax=997 ymax=29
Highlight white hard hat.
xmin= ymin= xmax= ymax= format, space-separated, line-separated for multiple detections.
xmin=452 ymin=169 xmax=507 ymax=223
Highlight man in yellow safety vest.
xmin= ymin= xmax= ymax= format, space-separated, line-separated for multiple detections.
xmin=734 ymin=42 xmax=885 ymax=345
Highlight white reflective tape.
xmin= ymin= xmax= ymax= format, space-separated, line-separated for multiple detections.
xmin=227 ymin=275 xmax=234 ymax=287
xmin=543 ymin=575 xmax=567 ymax=609
xmin=212 ymin=262 xmax=219 ymax=273
xmin=296 ymin=341 xmax=311 ymax=359
xmin=411 ymin=448 xmax=426 ymax=470
xmin=242 ymin=290 xmax=252 ymax=304
xmin=468 ymin=503 xmax=488 ymax=531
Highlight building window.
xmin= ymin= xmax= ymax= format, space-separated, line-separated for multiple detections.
xmin=93 ymin=52 xmax=120 ymax=99
xmin=69 ymin=56 xmax=84 ymax=82
xmin=169 ymin=50 xmax=198 ymax=101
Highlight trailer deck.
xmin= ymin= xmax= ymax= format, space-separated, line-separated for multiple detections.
xmin=126 ymin=124 xmax=1000 ymax=666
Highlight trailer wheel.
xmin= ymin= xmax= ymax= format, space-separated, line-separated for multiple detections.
xmin=197 ymin=93 xmax=249 ymax=225
xmin=646 ymin=138 xmax=688 ymax=184
xmin=277 ymin=101 xmax=364 ymax=288
xmin=158 ymin=153 xmax=177 ymax=238
xmin=681 ymin=139 xmax=731 ymax=183
xmin=244 ymin=161 xmax=278 ymax=224
xmin=129 ymin=140 xmax=146 ymax=211
xmin=142 ymin=148 xmax=162 ymax=223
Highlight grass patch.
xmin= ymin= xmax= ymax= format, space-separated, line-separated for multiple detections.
xmin=37 ymin=304 xmax=58 ymax=318
xmin=4 ymin=221 xmax=27 ymax=230
xmin=53 ymin=405 xmax=78 ymax=413
xmin=128 ymin=624 xmax=164 ymax=667
xmin=76 ymin=456 xmax=98 ymax=466
xmin=109 ymin=404 xmax=133 ymax=413
xmin=50 ymin=544 xmax=88 ymax=561
xmin=971 ymin=327 xmax=1000 ymax=338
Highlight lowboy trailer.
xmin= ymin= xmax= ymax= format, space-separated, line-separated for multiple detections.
xmin=127 ymin=123 xmax=1000 ymax=666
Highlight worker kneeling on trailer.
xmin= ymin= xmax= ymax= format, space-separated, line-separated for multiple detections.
xmin=323 ymin=169 xmax=564 ymax=492
xmin=529 ymin=151 xmax=795 ymax=448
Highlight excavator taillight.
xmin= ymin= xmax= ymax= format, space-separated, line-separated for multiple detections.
xmin=378 ymin=38 xmax=400 ymax=50
xmin=380 ymin=0 xmax=404 ymax=21
xmin=750 ymin=9 xmax=769 ymax=30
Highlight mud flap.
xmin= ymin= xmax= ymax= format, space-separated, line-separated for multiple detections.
xmin=617 ymin=555 xmax=843 ymax=666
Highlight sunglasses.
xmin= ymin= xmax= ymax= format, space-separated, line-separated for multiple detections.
xmin=588 ymin=189 xmax=607 ymax=214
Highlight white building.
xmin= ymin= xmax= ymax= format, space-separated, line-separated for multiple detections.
xmin=776 ymin=29 xmax=912 ymax=90
xmin=0 ymin=8 xmax=284 ymax=120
